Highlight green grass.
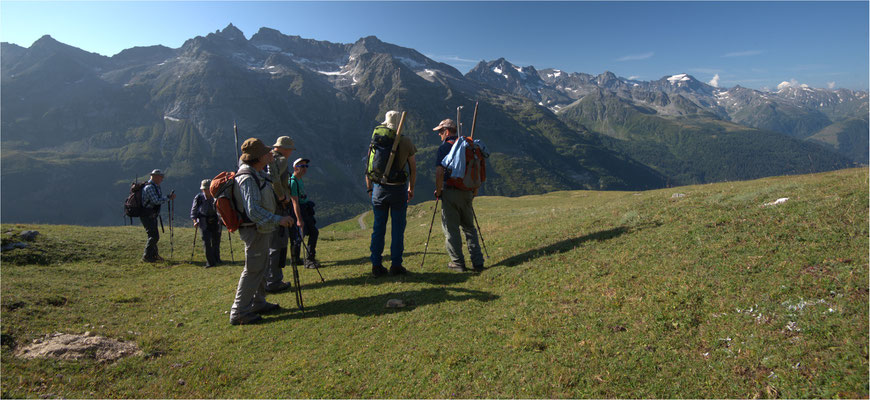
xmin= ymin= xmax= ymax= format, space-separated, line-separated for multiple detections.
xmin=2 ymin=168 xmax=867 ymax=398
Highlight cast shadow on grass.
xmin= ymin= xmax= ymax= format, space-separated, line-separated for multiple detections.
xmin=491 ymin=226 xmax=630 ymax=268
xmin=297 ymin=270 xmax=473 ymax=290
xmin=268 ymin=287 xmax=498 ymax=322
xmin=321 ymin=251 xmax=431 ymax=268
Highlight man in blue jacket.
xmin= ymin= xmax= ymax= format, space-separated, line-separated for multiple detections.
xmin=433 ymin=119 xmax=484 ymax=273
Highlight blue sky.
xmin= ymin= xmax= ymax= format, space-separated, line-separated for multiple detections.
xmin=2 ymin=1 xmax=868 ymax=91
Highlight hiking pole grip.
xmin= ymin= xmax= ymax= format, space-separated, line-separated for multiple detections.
xmin=380 ymin=111 xmax=406 ymax=184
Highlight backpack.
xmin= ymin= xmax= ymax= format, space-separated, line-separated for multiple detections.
xmin=124 ymin=182 xmax=152 ymax=218
xmin=209 ymin=170 xmax=263 ymax=232
xmin=365 ymin=125 xmax=407 ymax=184
xmin=445 ymin=137 xmax=487 ymax=191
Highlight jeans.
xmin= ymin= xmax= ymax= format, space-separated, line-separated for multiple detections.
xmin=369 ymin=183 xmax=408 ymax=267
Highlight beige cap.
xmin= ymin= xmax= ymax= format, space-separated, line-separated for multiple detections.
xmin=381 ymin=111 xmax=400 ymax=130
xmin=240 ymin=138 xmax=270 ymax=163
xmin=200 ymin=179 xmax=211 ymax=190
xmin=272 ymin=136 xmax=296 ymax=150
xmin=432 ymin=118 xmax=457 ymax=131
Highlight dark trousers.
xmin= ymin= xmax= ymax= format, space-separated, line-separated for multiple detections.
xmin=290 ymin=204 xmax=319 ymax=261
xmin=141 ymin=214 xmax=160 ymax=259
xmin=200 ymin=221 xmax=222 ymax=266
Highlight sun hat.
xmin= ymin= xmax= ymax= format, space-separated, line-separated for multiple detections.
xmin=432 ymin=118 xmax=457 ymax=131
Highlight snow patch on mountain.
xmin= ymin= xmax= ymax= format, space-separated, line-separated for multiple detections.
xmin=493 ymin=66 xmax=503 ymax=74
xmin=256 ymin=44 xmax=282 ymax=52
xmin=667 ymin=74 xmax=691 ymax=83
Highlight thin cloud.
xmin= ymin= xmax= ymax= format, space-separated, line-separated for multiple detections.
xmin=627 ymin=75 xmax=641 ymax=80
xmin=708 ymin=74 xmax=720 ymax=88
xmin=827 ymin=81 xmax=836 ymax=89
xmin=723 ymin=50 xmax=763 ymax=58
xmin=689 ymin=68 xmax=722 ymax=75
xmin=426 ymin=54 xmax=479 ymax=65
xmin=616 ymin=52 xmax=654 ymax=62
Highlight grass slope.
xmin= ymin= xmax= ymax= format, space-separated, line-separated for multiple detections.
xmin=1 ymin=168 xmax=867 ymax=398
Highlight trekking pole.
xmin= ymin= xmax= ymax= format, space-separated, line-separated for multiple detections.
xmin=290 ymin=229 xmax=304 ymax=311
xmin=456 ymin=106 xmax=463 ymax=136
xmin=190 ymin=225 xmax=197 ymax=263
xmin=420 ymin=198 xmax=440 ymax=268
xmin=227 ymin=225 xmax=235 ymax=263
xmin=471 ymin=205 xmax=489 ymax=259
xmin=469 ymin=101 xmax=479 ymax=140
xmin=298 ymin=226 xmax=324 ymax=282
xmin=169 ymin=193 xmax=175 ymax=260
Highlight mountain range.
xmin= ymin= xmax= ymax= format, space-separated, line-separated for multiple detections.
xmin=1 ymin=24 xmax=864 ymax=226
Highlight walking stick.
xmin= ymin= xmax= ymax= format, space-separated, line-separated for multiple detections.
xmin=471 ymin=205 xmax=489 ymax=259
xmin=190 ymin=225 xmax=197 ymax=263
xmin=227 ymin=226 xmax=235 ymax=263
xmin=456 ymin=106 xmax=464 ymax=137
xmin=290 ymin=229 xmax=304 ymax=312
xmin=420 ymin=198 xmax=440 ymax=268
xmin=469 ymin=101 xmax=479 ymax=140
xmin=169 ymin=194 xmax=174 ymax=260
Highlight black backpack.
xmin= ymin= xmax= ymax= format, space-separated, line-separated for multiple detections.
xmin=124 ymin=182 xmax=151 ymax=218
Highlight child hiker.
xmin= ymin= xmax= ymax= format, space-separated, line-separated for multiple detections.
xmin=289 ymin=157 xmax=321 ymax=268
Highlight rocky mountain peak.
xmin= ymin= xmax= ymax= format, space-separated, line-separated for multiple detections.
xmin=215 ymin=23 xmax=246 ymax=41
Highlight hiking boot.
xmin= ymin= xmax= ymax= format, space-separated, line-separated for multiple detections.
xmin=304 ymin=258 xmax=321 ymax=269
xmin=265 ymin=281 xmax=292 ymax=293
xmin=447 ymin=262 xmax=469 ymax=272
xmin=251 ymin=301 xmax=281 ymax=314
xmin=389 ymin=264 xmax=408 ymax=275
xmin=472 ymin=264 xmax=485 ymax=272
xmin=154 ymin=255 xmax=165 ymax=262
xmin=372 ymin=264 xmax=388 ymax=277
xmin=230 ymin=313 xmax=263 ymax=326
xmin=141 ymin=256 xmax=157 ymax=263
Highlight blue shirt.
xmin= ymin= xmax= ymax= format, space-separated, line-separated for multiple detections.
xmin=436 ymin=136 xmax=458 ymax=182
xmin=141 ymin=180 xmax=169 ymax=211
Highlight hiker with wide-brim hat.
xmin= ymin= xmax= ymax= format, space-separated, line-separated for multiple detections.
xmin=264 ymin=136 xmax=297 ymax=293
xmin=229 ymin=138 xmax=295 ymax=325
xmin=140 ymin=169 xmax=176 ymax=262
xmin=190 ymin=178 xmax=222 ymax=268
xmin=433 ymin=119 xmax=484 ymax=272
xmin=365 ymin=110 xmax=418 ymax=277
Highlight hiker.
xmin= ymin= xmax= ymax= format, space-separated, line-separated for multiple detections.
xmin=190 ymin=179 xmax=222 ymax=268
xmin=264 ymin=136 xmax=296 ymax=293
xmin=229 ymin=138 xmax=296 ymax=325
xmin=140 ymin=169 xmax=176 ymax=262
xmin=433 ymin=119 xmax=484 ymax=272
xmin=289 ymin=157 xmax=321 ymax=269
xmin=366 ymin=110 xmax=417 ymax=277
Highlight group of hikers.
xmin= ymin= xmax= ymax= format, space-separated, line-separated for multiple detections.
xmin=134 ymin=110 xmax=487 ymax=325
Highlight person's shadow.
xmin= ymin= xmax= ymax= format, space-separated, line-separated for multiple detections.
xmin=491 ymin=226 xmax=638 ymax=268
xmin=267 ymin=286 xmax=498 ymax=321
xmin=294 ymin=270 xmax=474 ymax=290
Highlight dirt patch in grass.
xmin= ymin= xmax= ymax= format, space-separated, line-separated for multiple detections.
xmin=15 ymin=332 xmax=142 ymax=362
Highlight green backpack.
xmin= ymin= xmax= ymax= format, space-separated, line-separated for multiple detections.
xmin=365 ymin=125 xmax=406 ymax=184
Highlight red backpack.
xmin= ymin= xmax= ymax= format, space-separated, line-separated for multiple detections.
xmin=209 ymin=170 xmax=262 ymax=232
xmin=445 ymin=137 xmax=487 ymax=191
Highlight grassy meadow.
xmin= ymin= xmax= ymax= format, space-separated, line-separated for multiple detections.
xmin=1 ymin=168 xmax=867 ymax=398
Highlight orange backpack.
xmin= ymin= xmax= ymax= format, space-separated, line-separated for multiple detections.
xmin=209 ymin=170 xmax=262 ymax=232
